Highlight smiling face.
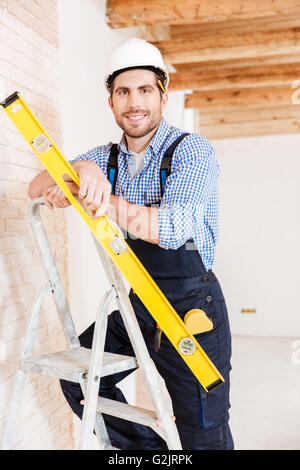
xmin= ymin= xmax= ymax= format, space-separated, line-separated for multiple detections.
xmin=108 ymin=69 xmax=168 ymax=141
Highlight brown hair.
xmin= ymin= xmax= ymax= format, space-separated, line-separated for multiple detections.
xmin=108 ymin=67 xmax=166 ymax=99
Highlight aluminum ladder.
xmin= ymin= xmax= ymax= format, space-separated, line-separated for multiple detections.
xmin=0 ymin=198 xmax=182 ymax=450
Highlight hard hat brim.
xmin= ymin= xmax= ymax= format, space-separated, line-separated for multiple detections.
xmin=105 ymin=65 xmax=169 ymax=91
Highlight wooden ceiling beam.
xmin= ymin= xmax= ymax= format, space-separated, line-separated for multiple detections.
xmin=195 ymin=104 xmax=300 ymax=126
xmin=185 ymin=85 xmax=297 ymax=109
xmin=171 ymin=13 xmax=300 ymax=37
xmin=195 ymin=117 xmax=300 ymax=139
xmin=105 ymin=0 xmax=300 ymax=28
xmin=174 ymin=54 xmax=300 ymax=72
xmin=140 ymin=25 xmax=170 ymax=42
xmin=153 ymin=27 xmax=300 ymax=65
xmin=169 ymin=63 xmax=300 ymax=91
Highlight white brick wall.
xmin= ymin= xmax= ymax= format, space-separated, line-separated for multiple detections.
xmin=0 ymin=0 xmax=74 ymax=450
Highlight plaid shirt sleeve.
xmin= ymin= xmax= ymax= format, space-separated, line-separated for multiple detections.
xmin=69 ymin=145 xmax=110 ymax=175
xmin=158 ymin=134 xmax=219 ymax=250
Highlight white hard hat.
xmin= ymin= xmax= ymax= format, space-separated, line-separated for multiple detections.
xmin=104 ymin=37 xmax=169 ymax=91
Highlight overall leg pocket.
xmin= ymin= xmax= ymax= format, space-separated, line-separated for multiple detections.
xmin=192 ymin=291 xmax=225 ymax=371
xmin=194 ymin=327 xmax=220 ymax=371
xmin=196 ymin=360 xmax=232 ymax=438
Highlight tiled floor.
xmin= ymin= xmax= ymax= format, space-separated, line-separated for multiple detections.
xmin=229 ymin=336 xmax=300 ymax=450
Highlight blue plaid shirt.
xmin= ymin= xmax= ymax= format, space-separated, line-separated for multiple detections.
xmin=71 ymin=117 xmax=220 ymax=271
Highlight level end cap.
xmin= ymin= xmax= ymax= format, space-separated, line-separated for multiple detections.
xmin=206 ymin=378 xmax=224 ymax=393
xmin=0 ymin=91 xmax=20 ymax=108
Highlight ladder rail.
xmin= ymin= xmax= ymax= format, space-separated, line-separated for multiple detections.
xmin=79 ymin=288 xmax=114 ymax=450
xmin=92 ymin=236 xmax=182 ymax=449
xmin=28 ymin=198 xmax=80 ymax=349
xmin=29 ymin=198 xmax=114 ymax=449
xmin=1 ymin=282 xmax=52 ymax=450
xmin=116 ymin=289 xmax=180 ymax=448
xmin=83 ymin=236 xmax=181 ymax=449
xmin=2 ymin=199 xmax=81 ymax=450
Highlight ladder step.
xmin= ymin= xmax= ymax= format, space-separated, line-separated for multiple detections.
xmin=96 ymin=396 xmax=158 ymax=429
xmin=21 ymin=347 xmax=137 ymax=383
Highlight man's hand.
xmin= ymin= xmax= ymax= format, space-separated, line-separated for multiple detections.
xmin=43 ymin=181 xmax=79 ymax=209
xmin=76 ymin=161 xmax=111 ymax=217
xmin=39 ymin=160 xmax=111 ymax=217
xmin=28 ymin=159 xmax=159 ymax=244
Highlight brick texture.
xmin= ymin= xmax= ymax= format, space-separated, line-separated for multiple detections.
xmin=0 ymin=1 xmax=74 ymax=450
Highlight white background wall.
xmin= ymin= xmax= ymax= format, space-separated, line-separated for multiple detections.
xmin=213 ymin=132 xmax=300 ymax=337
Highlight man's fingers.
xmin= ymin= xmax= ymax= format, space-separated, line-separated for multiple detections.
xmin=47 ymin=185 xmax=59 ymax=196
xmin=47 ymin=185 xmax=59 ymax=205
xmin=156 ymin=416 xmax=176 ymax=427
xmin=95 ymin=187 xmax=111 ymax=217
xmin=87 ymin=185 xmax=103 ymax=211
xmin=44 ymin=199 xmax=53 ymax=209
xmin=53 ymin=188 xmax=70 ymax=208
xmin=83 ymin=179 xmax=96 ymax=205
xmin=102 ymin=187 xmax=111 ymax=211
xmin=49 ymin=186 xmax=65 ymax=208
xmin=42 ymin=185 xmax=71 ymax=209
xmin=79 ymin=179 xmax=88 ymax=199
xmin=42 ymin=189 xmax=54 ymax=209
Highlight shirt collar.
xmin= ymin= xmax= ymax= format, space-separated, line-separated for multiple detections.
xmin=119 ymin=135 xmax=129 ymax=155
xmin=148 ymin=117 xmax=170 ymax=155
xmin=118 ymin=117 xmax=170 ymax=160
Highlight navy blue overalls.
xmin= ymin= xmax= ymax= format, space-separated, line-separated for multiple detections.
xmin=60 ymin=134 xmax=234 ymax=450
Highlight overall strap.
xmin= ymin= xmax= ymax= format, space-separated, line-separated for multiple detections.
xmin=159 ymin=132 xmax=189 ymax=196
xmin=107 ymin=143 xmax=119 ymax=195
xmin=107 ymin=132 xmax=190 ymax=196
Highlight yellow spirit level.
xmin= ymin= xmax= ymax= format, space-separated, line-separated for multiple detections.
xmin=1 ymin=91 xmax=224 ymax=392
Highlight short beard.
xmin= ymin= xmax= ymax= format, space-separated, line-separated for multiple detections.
xmin=116 ymin=114 xmax=161 ymax=139
xmin=124 ymin=122 xmax=159 ymax=139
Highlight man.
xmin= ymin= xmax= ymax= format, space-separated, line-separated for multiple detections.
xmin=28 ymin=38 xmax=233 ymax=450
